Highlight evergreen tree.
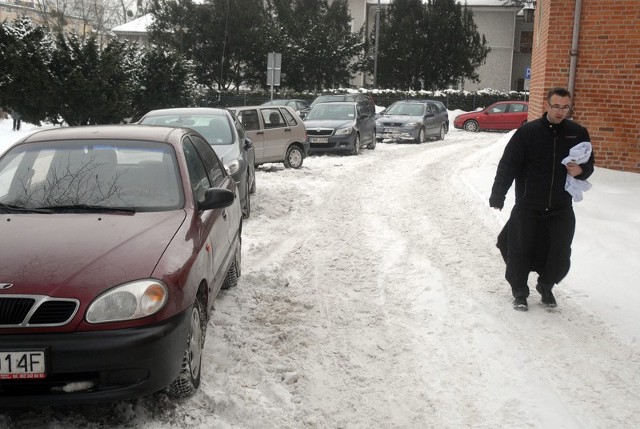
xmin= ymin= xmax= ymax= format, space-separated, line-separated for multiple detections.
xmin=130 ymin=44 xmax=197 ymax=120
xmin=0 ymin=18 xmax=55 ymax=125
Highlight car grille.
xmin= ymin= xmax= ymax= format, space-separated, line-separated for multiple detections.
xmin=0 ymin=295 xmax=79 ymax=327
xmin=380 ymin=122 xmax=404 ymax=127
xmin=306 ymin=128 xmax=334 ymax=136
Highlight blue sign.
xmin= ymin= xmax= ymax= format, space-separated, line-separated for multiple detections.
xmin=524 ymin=66 xmax=531 ymax=79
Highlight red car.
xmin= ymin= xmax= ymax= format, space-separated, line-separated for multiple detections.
xmin=453 ymin=101 xmax=529 ymax=132
xmin=0 ymin=125 xmax=242 ymax=405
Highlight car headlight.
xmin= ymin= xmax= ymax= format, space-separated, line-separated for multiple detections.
xmin=404 ymin=122 xmax=421 ymax=128
xmin=86 ymin=279 xmax=168 ymax=323
xmin=335 ymin=127 xmax=353 ymax=136
xmin=375 ymin=121 xmax=382 ymax=127
xmin=224 ymin=159 xmax=241 ymax=175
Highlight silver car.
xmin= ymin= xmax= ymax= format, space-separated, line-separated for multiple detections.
xmin=138 ymin=108 xmax=256 ymax=218
xmin=376 ymin=100 xmax=448 ymax=143
xmin=230 ymin=105 xmax=309 ymax=169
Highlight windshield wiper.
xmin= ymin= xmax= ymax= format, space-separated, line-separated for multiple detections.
xmin=43 ymin=204 xmax=136 ymax=214
xmin=0 ymin=203 xmax=54 ymax=214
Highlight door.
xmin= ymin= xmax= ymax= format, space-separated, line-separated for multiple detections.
xmin=236 ymin=109 xmax=264 ymax=162
xmin=259 ymin=107 xmax=291 ymax=162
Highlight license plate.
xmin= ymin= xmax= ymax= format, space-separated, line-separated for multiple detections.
xmin=383 ymin=127 xmax=397 ymax=133
xmin=0 ymin=350 xmax=47 ymax=379
xmin=309 ymin=137 xmax=328 ymax=143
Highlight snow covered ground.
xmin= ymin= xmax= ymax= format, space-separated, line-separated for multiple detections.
xmin=1 ymin=116 xmax=639 ymax=428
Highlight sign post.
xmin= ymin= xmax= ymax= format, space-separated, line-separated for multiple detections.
xmin=267 ymin=53 xmax=282 ymax=101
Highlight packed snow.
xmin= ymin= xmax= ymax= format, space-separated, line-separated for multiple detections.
xmin=1 ymin=114 xmax=639 ymax=428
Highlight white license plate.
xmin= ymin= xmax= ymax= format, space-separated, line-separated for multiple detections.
xmin=383 ymin=128 xmax=398 ymax=133
xmin=309 ymin=137 xmax=328 ymax=143
xmin=0 ymin=350 xmax=47 ymax=379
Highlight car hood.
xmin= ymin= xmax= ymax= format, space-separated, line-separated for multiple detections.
xmin=378 ymin=114 xmax=421 ymax=124
xmin=304 ymin=119 xmax=356 ymax=130
xmin=212 ymin=143 xmax=239 ymax=164
xmin=0 ymin=211 xmax=186 ymax=297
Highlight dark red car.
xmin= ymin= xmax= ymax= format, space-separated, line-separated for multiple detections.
xmin=0 ymin=125 xmax=242 ymax=405
xmin=453 ymin=101 xmax=529 ymax=132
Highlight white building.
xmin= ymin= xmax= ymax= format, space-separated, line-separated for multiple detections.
xmin=347 ymin=0 xmax=533 ymax=91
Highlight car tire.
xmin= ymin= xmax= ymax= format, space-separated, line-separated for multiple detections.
xmin=436 ymin=124 xmax=445 ymax=141
xmin=464 ymin=120 xmax=479 ymax=132
xmin=351 ymin=134 xmax=361 ymax=155
xmin=222 ymin=241 xmax=240 ymax=289
xmin=242 ymin=180 xmax=251 ymax=219
xmin=284 ymin=145 xmax=304 ymax=169
xmin=166 ymin=299 xmax=204 ymax=398
xmin=416 ymin=127 xmax=426 ymax=143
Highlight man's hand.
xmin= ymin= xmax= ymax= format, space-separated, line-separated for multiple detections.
xmin=566 ymin=162 xmax=583 ymax=177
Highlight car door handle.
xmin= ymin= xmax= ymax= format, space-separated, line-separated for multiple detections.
xmin=284 ymin=128 xmax=291 ymax=132
xmin=256 ymin=131 xmax=264 ymax=135
xmin=222 ymin=210 xmax=227 ymax=220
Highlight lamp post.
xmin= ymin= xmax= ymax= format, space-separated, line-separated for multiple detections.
xmin=373 ymin=0 xmax=381 ymax=88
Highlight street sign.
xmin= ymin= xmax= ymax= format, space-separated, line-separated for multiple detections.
xmin=524 ymin=66 xmax=531 ymax=80
xmin=267 ymin=53 xmax=281 ymax=86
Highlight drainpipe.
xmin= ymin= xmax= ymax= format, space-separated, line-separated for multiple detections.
xmin=567 ymin=0 xmax=583 ymax=95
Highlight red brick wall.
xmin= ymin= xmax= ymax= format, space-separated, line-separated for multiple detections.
xmin=529 ymin=0 xmax=640 ymax=172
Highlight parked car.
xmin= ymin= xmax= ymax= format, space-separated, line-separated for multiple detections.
xmin=229 ymin=105 xmax=309 ymax=169
xmin=304 ymin=101 xmax=376 ymax=155
xmin=261 ymin=99 xmax=311 ymax=118
xmin=375 ymin=100 xmax=448 ymax=143
xmin=453 ymin=101 xmax=529 ymax=132
xmin=310 ymin=92 xmax=376 ymax=116
xmin=0 ymin=125 xmax=242 ymax=406
xmin=138 ymin=107 xmax=255 ymax=218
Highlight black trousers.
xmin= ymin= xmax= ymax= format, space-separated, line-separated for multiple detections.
xmin=497 ymin=205 xmax=576 ymax=298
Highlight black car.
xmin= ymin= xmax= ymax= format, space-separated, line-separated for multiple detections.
xmin=310 ymin=92 xmax=376 ymax=117
xmin=304 ymin=101 xmax=376 ymax=155
xmin=139 ymin=108 xmax=256 ymax=218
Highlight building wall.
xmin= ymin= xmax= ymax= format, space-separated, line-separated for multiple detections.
xmin=529 ymin=0 xmax=640 ymax=172
xmin=0 ymin=2 xmax=93 ymax=35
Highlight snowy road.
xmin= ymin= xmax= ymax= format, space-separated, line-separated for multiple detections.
xmin=2 ymin=129 xmax=639 ymax=428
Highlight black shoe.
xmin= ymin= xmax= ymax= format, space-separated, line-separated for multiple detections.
xmin=513 ymin=296 xmax=528 ymax=311
xmin=536 ymin=284 xmax=557 ymax=308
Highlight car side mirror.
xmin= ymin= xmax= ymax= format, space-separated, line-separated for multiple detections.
xmin=425 ymin=113 xmax=435 ymax=118
xmin=244 ymin=138 xmax=253 ymax=150
xmin=199 ymin=188 xmax=235 ymax=211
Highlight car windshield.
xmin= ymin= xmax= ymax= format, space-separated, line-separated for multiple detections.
xmin=386 ymin=103 xmax=425 ymax=116
xmin=0 ymin=140 xmax=183 ymax=212
xmin=305 ymin=104 xmax=356 ymax=121
xmin=140 ymin=114 xmax=233 ymax=145
xmin=310 ymin=95 xmax=347 ymax=106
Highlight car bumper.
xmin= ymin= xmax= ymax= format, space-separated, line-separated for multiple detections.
xmin=307 ymin=134 xmax=356 ymax=153
xmin=376 ymin=127 xmax=419 ymax=142
xmin=0 ymin=310 xmax=190 ymax=406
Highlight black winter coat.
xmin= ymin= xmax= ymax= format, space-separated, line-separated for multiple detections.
xmin=490 ymin=113 xmax=595 ymax=211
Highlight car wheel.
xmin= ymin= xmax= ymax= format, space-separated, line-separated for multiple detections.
xmin=351 ymin=134 xmax=361 ymax=155
xmin=222 ymin=240 xmax=240 ymax=289
xmin=464 ymin=120 xmax=479 ymax=132
xmin=437 ymin=124 xmax=445 ymax=141
xmin=167 ymin=300 xmax=204 ymax=398
xmin=242 ymin=180 xmax=251 ymax=219
xmin=416 ymin=127 xmax=426 ymax=143
xmin=284 ymin=145 xmax=304 ymax=169
xmin=367 ymin=131 xmax=376 ymax=150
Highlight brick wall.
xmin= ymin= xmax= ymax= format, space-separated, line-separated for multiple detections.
xmin=529 ymin=0 xmax=640 ymax=172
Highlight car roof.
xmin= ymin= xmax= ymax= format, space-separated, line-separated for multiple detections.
xmin=141 ymin=107 xmax=229 ymax=117
xmin=19 ymin=125 xmax=186 ymax=145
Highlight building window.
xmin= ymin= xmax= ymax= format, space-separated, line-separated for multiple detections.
xmin=520 ymin=31 xmax=533 ymax=53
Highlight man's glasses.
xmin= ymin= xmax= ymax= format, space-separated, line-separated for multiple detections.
xmin=550 ymin=104 xmax=571 ymax=111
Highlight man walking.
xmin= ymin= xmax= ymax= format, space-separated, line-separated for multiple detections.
xmin=490 ymin=87 xmax=595 ymax=311
xmin=10 ymin=109 xmax=22 ymax=131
